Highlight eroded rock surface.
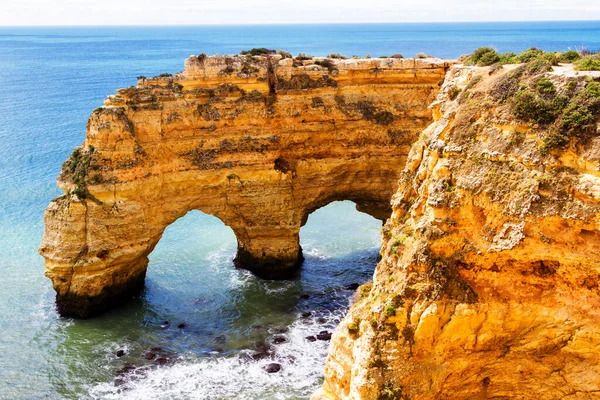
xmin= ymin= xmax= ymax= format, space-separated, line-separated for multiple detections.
xmin=316 ymin=64 xmax=600 ymax=399
xmin=39 ymin=54 xmax=450 ymax=317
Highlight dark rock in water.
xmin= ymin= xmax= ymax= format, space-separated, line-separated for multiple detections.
xmin=300 ymin=294 xmax=310 ymax=300
xmin=317 ymin=331 xmax=332 ymax=341
xmin=250 ymin=351 xmax=270 ymax=361
xmin=345 ymin=283 xmax=360 ymax=290
xmin=177 ymin=323 xmax=186 ymax=329
xmin=263 ymin=363 xmax=281 ymax=373
xmin=160 ymin=321 xmax=169 ymax=328
xmin=306 ymin=335 xmax=317 ymax=342
xmin=301 ymin=312 xmax=312 ymax=318
xmin=254 ymin=340 xmax=271 ymax=353
xmin=215 ymin=335 xmax=227 ymax=344
xmin=118 ymin=363 xmax=136 ymax=375
xmin=115 ymin=349 xmax=125 ymax=357
xmin=317 ymin=317 xmax=327 ymax=324
xmin=155 ymin=357 xmax=169 ymax=366
xmin=145 ymin=352 xmax=156 ymax=360
xmin=272 ymin=336 xmax=287 ymax=344
xmin=276 ymin=327 xmax=289 ymax=333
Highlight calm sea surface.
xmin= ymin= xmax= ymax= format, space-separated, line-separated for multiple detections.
xmin=1 ymin=22 xmax=599 ymax=399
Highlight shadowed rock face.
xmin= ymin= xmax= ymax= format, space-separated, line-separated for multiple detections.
xmin=39 ymin=54 xmax=451 ymax=318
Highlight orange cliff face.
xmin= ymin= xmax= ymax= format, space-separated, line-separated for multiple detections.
xmin=38 ymin=53 xmax=451 ymax=318
xmin=315 ymin=64 xmax=600 ymax=399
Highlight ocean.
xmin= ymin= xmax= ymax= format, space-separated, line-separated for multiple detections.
xmin=1 ymin=21 xmax=599 ymax=399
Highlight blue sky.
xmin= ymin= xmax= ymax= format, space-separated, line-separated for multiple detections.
xmin=2 ymin=0 xmax=600 ymax=25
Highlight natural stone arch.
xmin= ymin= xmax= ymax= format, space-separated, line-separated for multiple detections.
xmin=39 ymin=53 xmax=452 ymax=317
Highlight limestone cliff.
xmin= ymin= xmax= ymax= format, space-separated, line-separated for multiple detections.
xmin=316 ymin=63 xmax=600 ymax=399
xmin=39 ymin=53 xmax=450 ymax=317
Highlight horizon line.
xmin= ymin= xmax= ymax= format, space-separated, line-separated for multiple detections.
xmin=2 ymin=19 xmax=600 ymax=28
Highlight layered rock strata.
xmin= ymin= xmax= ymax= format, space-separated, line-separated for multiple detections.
xmin=39 ymin=53 xmax=450 ymax=317
xmin=316 ymin=64 xmax=600 ymax=399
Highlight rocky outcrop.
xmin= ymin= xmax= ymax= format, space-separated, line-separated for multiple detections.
xmin=316 ymin=64 xmax=600 ymax=398
xmin=39 ymin=53 xmax=451 ymax=318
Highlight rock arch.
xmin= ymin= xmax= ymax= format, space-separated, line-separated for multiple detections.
xmin=39 ymin=53 xmax=452 ymax=317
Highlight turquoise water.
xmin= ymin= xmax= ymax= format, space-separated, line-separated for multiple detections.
xmin=1 ymin=22 xmax=600 ymax=399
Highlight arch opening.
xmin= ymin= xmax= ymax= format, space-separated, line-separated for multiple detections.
xmin=299 ymin=200 xmax=382 ymax=285
xmin=147 ymin=209 xmax=237 ymax=300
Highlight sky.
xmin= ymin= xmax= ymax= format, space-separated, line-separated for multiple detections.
xmin=2 ymin=0 xmax=600 ymax=26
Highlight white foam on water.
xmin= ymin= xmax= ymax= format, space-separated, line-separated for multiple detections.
xmin=303 ymin=247 xmax=328 ymax=260
xmin=87 ymin=308 xmax=344 ymax=400
xmin=205 ymin=246 xmax=250 ymax=290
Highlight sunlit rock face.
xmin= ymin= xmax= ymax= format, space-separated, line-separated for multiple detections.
xmin=316 ymin=64 xmax=600 ymax=399
xmin=39 ymin=53 xmax=450 ymax=318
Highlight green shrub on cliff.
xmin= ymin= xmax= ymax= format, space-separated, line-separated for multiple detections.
xmin=559 ymin=50 xmax=581 ymax=62
xmin=467 ymin=47 xmax=592 ymax=69
xmin=498 ymin=52 xmax=519 ymax=64
xmin=575 ymin=56 xmax=600 ymax=71
xmin=525 ymin=58 xmax=553 ymax=74
xmin=314 ymin=58 xmax=338 ymax=74
xmin=378 ymin=383 xmax=404 ymax=400
xmin=240 ymin=48 xmax=275 ymax=56
xmin=61 ymin=146 xmax=99 ymax=198
xmin=517 ymin=48 xmax=544 ymax=63
xmin=512 ymin=90 xmax=562 ymax=124
xmin=585 ymin=82 xmax=600 ymax=98
xmin=465 ymin=47 xmax=500 ymax=66
xmin=384 ymin=304 xmax=396 ymax=317
xmin=559 ymin=101 xmax=596 ymax=137
xmin=534 ymin=77 xmax=557 ymax=97
xmin=277 ymin=50 xmax=292 ymax=59
xmin=295 ymin=53 xmax=313 ymax=61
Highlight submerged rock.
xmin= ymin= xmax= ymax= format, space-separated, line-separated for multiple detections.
xmin=272 ymin=336 xmax=287 ymax=345
xmin=118 ymin=363 xmax=136 ymax=375
xmin=155 ymin=357 xmax=170 ymax=366
xmin=263 ymin=363 xmax=281 ymax=373
xmin=249 ymin=351 xmax=271 ymax=361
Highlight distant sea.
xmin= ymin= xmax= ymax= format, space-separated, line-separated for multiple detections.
xmin=1 ymin=22 xmax=599 ymax=400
